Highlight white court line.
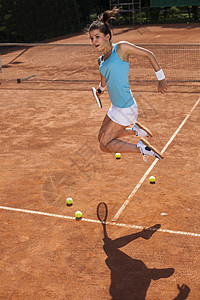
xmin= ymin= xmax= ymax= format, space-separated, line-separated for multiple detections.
xmin=0 ymin=205 xmax=199 ymax=237
xmin=112 ymin=97 xmax=200 ymax=222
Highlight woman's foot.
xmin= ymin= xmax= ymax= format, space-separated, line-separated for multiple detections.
xmin=137 ymin=138 xmax=164 ymax=161
xmin=132 ymin=121 xmax=153 ymax=137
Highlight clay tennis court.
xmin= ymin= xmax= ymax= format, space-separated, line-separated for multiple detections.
xmin=0 ymin=24 xmax=200 ymax=299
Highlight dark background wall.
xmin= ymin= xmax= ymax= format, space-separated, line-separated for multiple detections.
xmin=0 ymin=0 xmax=199 ymax=42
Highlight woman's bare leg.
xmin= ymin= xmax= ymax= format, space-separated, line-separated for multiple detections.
xmin=98 ymin=114 xmax=140 ymax=153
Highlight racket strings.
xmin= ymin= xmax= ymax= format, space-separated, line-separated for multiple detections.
xmin=97 ymin=203 xmax=107 ymax=222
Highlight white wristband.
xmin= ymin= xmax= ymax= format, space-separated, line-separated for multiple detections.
xmin=155 ymin=69 xmax=165 ymax=81
xmin=98 ymin=82 xmax=106 ymax=92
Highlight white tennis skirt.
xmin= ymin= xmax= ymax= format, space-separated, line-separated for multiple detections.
xmin=107 ymin=102 xmax=138 ymax=126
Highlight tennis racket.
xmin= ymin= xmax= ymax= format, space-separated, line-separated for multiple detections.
xmin=97 ymin=202 xmax=108 ymax=239
xmin=92 ymin=87 xmax=102 ymax=108
xmin=97 ymin=202 xmax=108 ymax=224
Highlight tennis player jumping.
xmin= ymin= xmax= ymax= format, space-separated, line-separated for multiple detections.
xmin=88 ymin=7 xmax=167 ymax=161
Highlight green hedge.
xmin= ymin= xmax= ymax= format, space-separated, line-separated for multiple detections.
xmin=0 ymin=0 xmax=199 ymax=42
xmin=0 ymin=0 xmax=89 ymax=42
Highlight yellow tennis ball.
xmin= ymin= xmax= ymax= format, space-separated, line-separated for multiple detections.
xmin=75 ymin=211 xmax=82 ymax=218
xmin=149 ymin=176 xmax=155 ymax=183
xmin=115 ymin=153 xmax=121 ymax=159
xmin=66 ymin=197 xmax=73 ymax=205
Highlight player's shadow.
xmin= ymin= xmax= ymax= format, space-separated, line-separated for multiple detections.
xmin=173 ymin=284 xmax=190 ymax=300
xmin=102 ymin=223 xmax=175 ymax=299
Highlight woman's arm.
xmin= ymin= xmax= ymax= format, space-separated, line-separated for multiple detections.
xmin=118 ymin=42 xmax=168 ymax=94
xmin=97 ymin=58 xmax=107 ymax=96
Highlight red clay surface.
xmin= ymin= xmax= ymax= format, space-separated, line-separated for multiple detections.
xmin=0 ymin=24 xmax=200 ymax=299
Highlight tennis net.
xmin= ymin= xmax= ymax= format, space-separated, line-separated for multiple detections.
xmin=0 ymin=43 xmax=200 ymax=86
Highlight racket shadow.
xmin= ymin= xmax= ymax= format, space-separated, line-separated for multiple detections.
xmin=97 ymin=203 xmax=177 ymax=299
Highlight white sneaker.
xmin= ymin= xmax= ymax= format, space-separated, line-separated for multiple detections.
xmin=137 ymin=138 xmax=164 ymax=161
xmin=132 ymin=121 xmax=152 ymax=137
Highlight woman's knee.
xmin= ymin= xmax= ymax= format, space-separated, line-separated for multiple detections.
xmin=100 ymin=142 xmax=111 ymax=153
xmin=99 ymin=139 xmax=107 ymax=151
xmin=99 ymin=142 xmax=107 ymax=152
xmin=99 ymin=137 xmax=109 ymax=152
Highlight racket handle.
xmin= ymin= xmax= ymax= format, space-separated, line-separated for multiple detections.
xmin=97 ymin=88 xmax=102 ymax=94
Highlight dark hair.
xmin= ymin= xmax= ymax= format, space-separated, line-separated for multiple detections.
xmin=88 ymin=7 xmax=119 ymax=40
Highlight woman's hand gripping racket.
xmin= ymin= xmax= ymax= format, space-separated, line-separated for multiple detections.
xmin=92 ymin=87 xmax=102 ymax=108
xmin=97 ymin=202 xmax=108 ymax=239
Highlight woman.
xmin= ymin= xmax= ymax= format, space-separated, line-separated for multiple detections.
xmin=88 ymin=8 xmax=167 ymax=161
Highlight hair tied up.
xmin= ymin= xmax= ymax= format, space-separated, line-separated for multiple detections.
xmin=98 ymin=6 xmax=119 ymax=24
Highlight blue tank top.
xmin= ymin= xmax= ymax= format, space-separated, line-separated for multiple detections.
xmin=99 ymin=43 xmax=135 ymax=108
